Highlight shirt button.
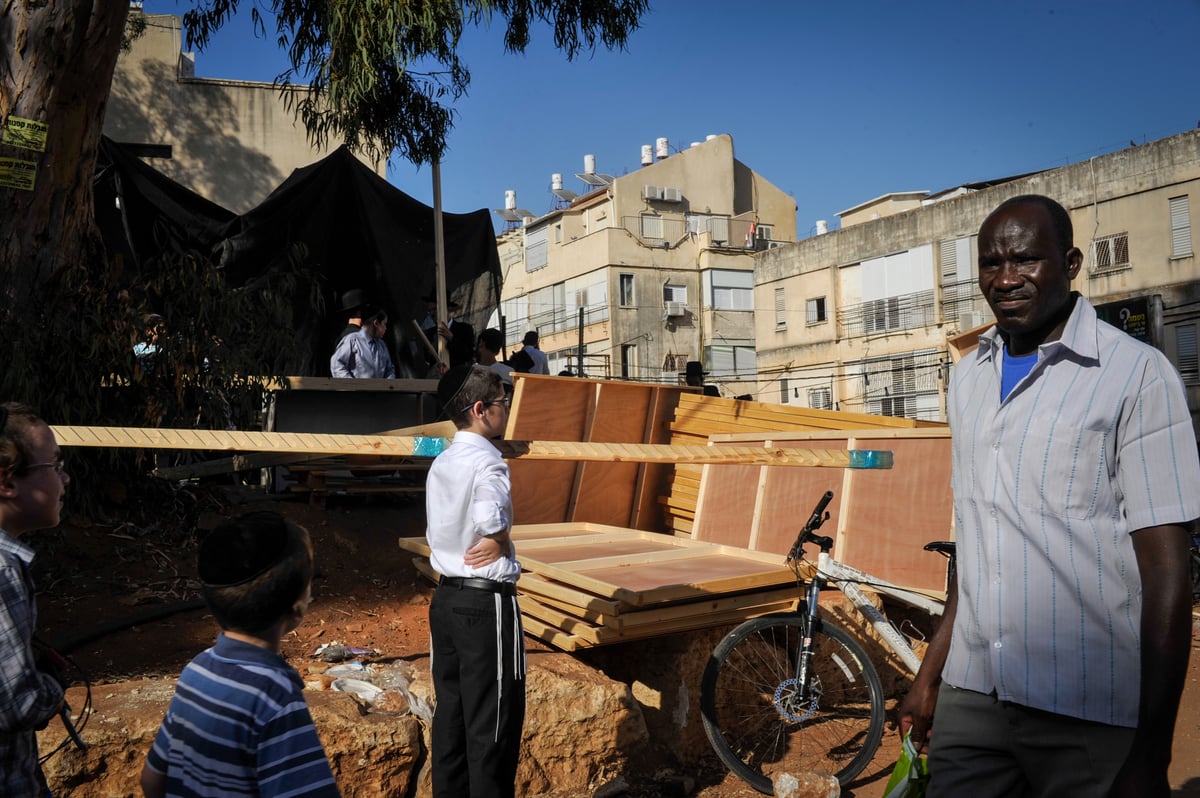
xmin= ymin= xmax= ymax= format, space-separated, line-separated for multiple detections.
xmin=993 ymin=641 xmax=1003 ymax=649
xmin=993 ymin=576 xmax=1002 ymax=585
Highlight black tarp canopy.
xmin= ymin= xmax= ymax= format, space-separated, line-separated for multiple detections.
xmin=95 ymin=138 xmax=502 ymax=375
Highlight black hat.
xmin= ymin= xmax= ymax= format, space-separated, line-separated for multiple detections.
xmin=685 ymin=361 xmax=706 ymax=378
xmin=421 ymin=294 xmax=461 ymax=311
xmin=437 ymin=364 xmax=476 ymax=419
xmin=339 ymin=289 xmax=368 ymax=313
xmin=198 ymin=511 xmax=290 ymax=587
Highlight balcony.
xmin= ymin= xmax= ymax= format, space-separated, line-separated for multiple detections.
xmin=837 ymin=290 xmax=936 ymax=338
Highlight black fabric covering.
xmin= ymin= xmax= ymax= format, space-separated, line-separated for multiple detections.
xmin=95 ymin=137 xmax=237 ymax=268
xmin=94 ymin=139 xmax=502 ymax=376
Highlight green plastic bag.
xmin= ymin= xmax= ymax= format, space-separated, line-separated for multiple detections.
xmin=882 ymin=732 xmax=929 ymax=797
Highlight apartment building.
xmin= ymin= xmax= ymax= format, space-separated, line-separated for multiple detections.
xmin=496 ymin=134 xmax=797 ymax=396
xmin=103 ymin=12 xmax=383 ymax=213
xmin=755 ymin=129 xmax=1200 ymax=434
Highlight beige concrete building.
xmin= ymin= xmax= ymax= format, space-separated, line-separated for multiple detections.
xmin=496 ymin=134 xmax=797 ymax=395
xmin=103 ymin=12 xmax=383 ymax=213
xmin=756 ymin=129 xmax=1200 ymax=434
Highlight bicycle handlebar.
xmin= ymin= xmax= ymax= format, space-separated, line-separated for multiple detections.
xmin=787 ymin=490 xmax=834 ymax=563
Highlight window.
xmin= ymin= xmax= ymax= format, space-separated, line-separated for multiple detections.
xmin=620 ymin=344 xmax=638 ymax=379
xmin=663 ymin=284 xmax=688 ymax=304
xmin=641 ymin=213 xmax=663 ymax=239
xmin=775 ymin=288 xmax=786 ymax=329
xmin=1177 ymin=324 xmax=1198 ymax=382
xmin=779 ymin=378 xmax=789 ymax=404
xmin=554 ymin=224 xmax=563 ymax=243
xmin=808 ymin=387 xmax=832 ymax=411
xmin=525 ymin=226 xmax=548 ymax=272
xmin=1090 ymin=232 xmax=1130 ymax=274
xmin=1170 ymin=195 xmax=1192 ymax=258
xmin=711 ymin=270 xmax=753 ymax=310
xmin=853 ymin=349 xmax=942 ymax=421
xmin=705 ymin=344 xmax=757 ymax=378
xmin=863 ymin=296 xmax=901 ymax=333
xmin=806 ymin=296 xmax=827 ymax=325
xmin=619 ymin=274 xmax=635 ymax=307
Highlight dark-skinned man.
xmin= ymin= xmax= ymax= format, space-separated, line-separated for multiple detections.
xmin=898 ymin=195 xmax=1200 ymax=797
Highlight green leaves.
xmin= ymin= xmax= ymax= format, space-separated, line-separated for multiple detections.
xmin=181 ymin=0 xmax=648 ymax=164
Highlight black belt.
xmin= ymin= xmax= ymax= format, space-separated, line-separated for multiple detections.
xmin=439 ymin=576 xmax=517 ymax=596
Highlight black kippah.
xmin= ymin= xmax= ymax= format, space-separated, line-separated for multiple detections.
xmin=436 ymin=363 xmax=477 ymax=419
xmin=198 ymin=511 xmax=290 ymax=587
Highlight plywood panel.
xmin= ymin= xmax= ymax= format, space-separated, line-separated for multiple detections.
xmin=837 ymin=435 xmax=953 ymax=592
xmin=691 ymin=464 xmax=763 ymax=547
xmin=751 ymin=438 xmax=848 ymax=556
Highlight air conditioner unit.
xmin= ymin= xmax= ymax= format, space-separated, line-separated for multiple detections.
xmin=643 ymin=184 xmax=663 ymax=201
xmin=662 ymin=187 xmax=682 ymax=202
xmin=664 ymin=301 xmax=687 ymax=318
xmin=959 ymin=310 xmax=988 ymax=330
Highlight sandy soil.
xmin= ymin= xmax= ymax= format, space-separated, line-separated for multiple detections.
xmin=29 ymin=483 xmax=1200 ymax=797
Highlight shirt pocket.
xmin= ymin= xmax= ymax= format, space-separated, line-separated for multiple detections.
xmin=1012 ymin=414 xmax=1112 ymax=521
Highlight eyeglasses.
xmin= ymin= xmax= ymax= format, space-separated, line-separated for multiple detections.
xmin=459 ymin=396 xmax=511 ymax=414
xmin=24 ymin=459 xmax=66 ymax=476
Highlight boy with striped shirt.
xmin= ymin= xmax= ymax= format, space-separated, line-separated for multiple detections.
xmin=141 ymin=511 xmax=339 ymax=798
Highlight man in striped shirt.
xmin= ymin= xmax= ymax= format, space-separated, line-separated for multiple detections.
xmin=141 ymin=512 xmax=339 ymax=798
xmin=899 ymin=195 xmax=1200 ymax=797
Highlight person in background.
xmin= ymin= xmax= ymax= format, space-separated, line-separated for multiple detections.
xmin=519 ymin=331 xmax=549 ymax=375
xmin=426 ymin=366 xmax=523 ymax=798
xmin=335 ymin=289 xmax=367 ymax=342
xmin=0 ymin=402 xmax=68 ymax=798
xmin=133 ymin=313 xmax=166 ymax=373
xmin=141 ymin=511 xmax=339 ymax=798
xmin=898 ymin=195 xmax=1200 ymax=797
xmin=476 ymin=328 xmax=514 ymax=388
xmin=684 ymin=361 xmax=719 ymax=397
xmin=330 ymin=307 xmax=396 ymax=379
xmin=421 ymin=295 xmax=475 ymax=369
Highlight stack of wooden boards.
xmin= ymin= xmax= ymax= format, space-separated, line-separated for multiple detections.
xmin=399 ymin=523 xmax=808 ymax=652
xmin=403 ymin=374 xmax=955 ymax=650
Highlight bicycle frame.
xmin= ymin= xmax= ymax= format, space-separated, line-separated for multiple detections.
xmin=807 ymin=554 xmax=944 ymax=676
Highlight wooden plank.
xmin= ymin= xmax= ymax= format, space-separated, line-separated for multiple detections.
xmin=691 ymin=464 xmax=763 ymax=548
xmin=672 ymin=393 xmax=920 ymax=429
xmin=530 ymin=585 xmax=800 ymax=630
xmin=56 ymin=426 xmax=888 ymax=467
xmin=269 ymin=377 xmax=439 ymax=393
xmin=520 ymin=615 xmax=588 ymax=651
xmin=572 ymin=381 xmax=652 ymax=526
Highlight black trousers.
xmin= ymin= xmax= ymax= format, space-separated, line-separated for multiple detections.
xmin=429 ymin=581 xmax=526 ymax=798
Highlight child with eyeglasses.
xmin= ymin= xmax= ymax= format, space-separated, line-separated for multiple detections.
xmin=426 ymin=365 xmax=524 ymax=797
xmin=0 ymin=402 xmax=69 ymax=797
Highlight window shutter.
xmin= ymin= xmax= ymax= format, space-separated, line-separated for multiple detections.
xmin=1177 ymin=324 xmax=1198 ymax=381
xmin=775 ymin=288 xmax=786 ymax=328
xmin=1170 ymin=195 xmax=1192 ymax=258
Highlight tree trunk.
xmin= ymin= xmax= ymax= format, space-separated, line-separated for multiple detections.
xmin=1 ymin=1 xmax=129 ymax=299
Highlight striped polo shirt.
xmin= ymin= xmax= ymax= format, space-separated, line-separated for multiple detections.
xmin=146 ymin=633 xmax=340 ymax=797
xmin=944 ymin=294 xmax=1200 ymax=727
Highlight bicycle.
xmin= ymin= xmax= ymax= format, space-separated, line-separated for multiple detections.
xmin=700 ymin=490 xmax=954 ymax=794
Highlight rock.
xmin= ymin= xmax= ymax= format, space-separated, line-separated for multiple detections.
xmin=772 ymin=770 xmax=841 ymax=798
xmin=41 ymin=653 xmax=649 ymax=798
xmin=517 ymin=652 xmax=650 ymax=796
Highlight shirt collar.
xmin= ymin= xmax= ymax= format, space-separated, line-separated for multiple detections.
xmin=0 ymin=528 xmax=36 ymax=567
xmin=212 ymin=632 xmax=293 ymax=669
xmin=974 ymin=292 xmax=1099 ymax=364
xmin=452 ymin=429 xmax=502 ymax=452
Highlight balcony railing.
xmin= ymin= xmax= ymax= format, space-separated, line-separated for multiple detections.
xmin=837 ymin=290 xmax=936 ymax=338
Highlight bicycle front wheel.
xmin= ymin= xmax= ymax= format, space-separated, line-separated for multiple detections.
xmin=700 ymin=615 xmax=885 ymax=794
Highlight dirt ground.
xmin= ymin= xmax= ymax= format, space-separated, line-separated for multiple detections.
xmin=28 ymin=481 xmax=1200 ymax=797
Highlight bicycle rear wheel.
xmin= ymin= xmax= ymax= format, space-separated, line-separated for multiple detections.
xmin=700 ymin=614 xmax=885 ymax=794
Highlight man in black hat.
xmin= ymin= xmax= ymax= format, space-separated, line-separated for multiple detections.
xmin=420 ymin=295 xmax=475 ymax=369
xmin=684 ymin=361 xmax=719 ymax=396
xmin=336 ymin=289 xmax=368 ymax=342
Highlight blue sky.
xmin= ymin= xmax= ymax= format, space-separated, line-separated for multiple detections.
xmin=140 ymin=1 xmax=1200 ymax=236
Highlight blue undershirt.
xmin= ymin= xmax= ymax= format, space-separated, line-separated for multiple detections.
xmin=1000 ymin=346 xmax=1039 ymax=401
